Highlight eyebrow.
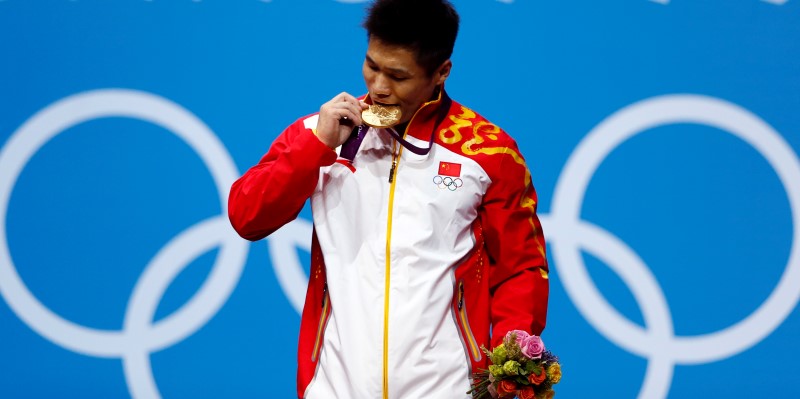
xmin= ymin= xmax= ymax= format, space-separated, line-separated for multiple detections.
xmin=365 ymin=55 xmax=412 ymax=76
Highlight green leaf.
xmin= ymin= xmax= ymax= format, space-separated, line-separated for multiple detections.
xmin=523 ymin=361 xmax=537 ymax=374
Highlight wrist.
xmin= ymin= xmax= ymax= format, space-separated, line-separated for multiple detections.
xmin=312 ymin=129 xmax=338 ymax=149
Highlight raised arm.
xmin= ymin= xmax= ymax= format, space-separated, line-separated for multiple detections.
xmin=228 ymin=118 xmax=335 ymax=241
xmin=228 ymin=92 xmax=368 ymax=241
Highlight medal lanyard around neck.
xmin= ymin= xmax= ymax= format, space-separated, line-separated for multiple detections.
xmin=385 ymin=94 xmax=453 ymax=156
xmin=337 ymin=94 xmax=453 ymax=162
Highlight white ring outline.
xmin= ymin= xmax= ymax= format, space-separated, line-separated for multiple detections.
xmin=0 ymin=89 xmax=249 ymax=399
xmin=547 ymin=94 xmax=800 ymax=397
xmin=267 ymin=218 xmax=313 ymax=314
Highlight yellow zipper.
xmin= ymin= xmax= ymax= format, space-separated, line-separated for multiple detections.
xmin=383 ymin=142 xmax=402 ymax=399
xmin=381 ymin=90 xmax=442 ymax=398
xmin=311 ymin=283 xmax=330 ymax=362
xmin=457 ymin=280 xmax=482 ymax=361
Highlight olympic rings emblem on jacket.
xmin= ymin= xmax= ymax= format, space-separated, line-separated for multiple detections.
xmin=432 ymin=175 xmax=464 ymax=191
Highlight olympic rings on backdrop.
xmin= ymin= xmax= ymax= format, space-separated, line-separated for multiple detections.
xmin=0 ymin=89 xmax=249 ymax=399
xmin=4 ymin=91 xmax=800 ymax=399
xmin=545 ymin=94 xmax=800 ymax=398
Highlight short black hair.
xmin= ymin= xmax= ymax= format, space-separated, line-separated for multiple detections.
xmin=363 ymin=0 xmax=460 ymax=76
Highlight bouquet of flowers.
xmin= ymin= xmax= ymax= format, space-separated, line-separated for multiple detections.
xmin=468 ymin=330 xmax=562 ymax=399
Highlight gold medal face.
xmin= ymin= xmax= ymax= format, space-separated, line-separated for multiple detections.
xmin=361 ymin=104 xmax=402 ymax=128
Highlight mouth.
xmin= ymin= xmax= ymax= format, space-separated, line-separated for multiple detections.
xmin=370 ymin=98 xmax=398 ymax=107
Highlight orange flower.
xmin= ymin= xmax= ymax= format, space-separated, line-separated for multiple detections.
xmin=518 ymin=385 xmax=536 ymax=399
xmin=496 ymin=380 xmax=518 ymax=398
xmin=528 ymin=368 xmax=547 ymax=385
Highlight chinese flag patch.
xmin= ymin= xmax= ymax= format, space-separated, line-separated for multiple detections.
xmin=438 ymin=161 xmax=462 ymax=177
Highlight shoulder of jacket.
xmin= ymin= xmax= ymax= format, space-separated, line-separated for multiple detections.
xmin=439 ymin=101 xmax=521 ymax=162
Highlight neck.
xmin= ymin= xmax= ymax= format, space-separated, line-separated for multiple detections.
xmin=395 ymin=122 xmax=409 ymax=135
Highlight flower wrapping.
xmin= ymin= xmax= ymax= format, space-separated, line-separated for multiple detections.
xmin=467 ymin=330 xmax=562 ymax=399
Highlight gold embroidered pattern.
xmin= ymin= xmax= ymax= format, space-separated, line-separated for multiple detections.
xmin=444 ymin=106 xmax=547 ymax=261
xmin=439 ymin=107 xmax=475 ymax=144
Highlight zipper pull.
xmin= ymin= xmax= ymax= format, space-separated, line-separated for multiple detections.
xmin=322 ymin=283 xmax=328 ymax=308
xmin=458 ymin=281 xmax=464 ymax=310
xmin=388 ymin=158 xmax=397 ymax=183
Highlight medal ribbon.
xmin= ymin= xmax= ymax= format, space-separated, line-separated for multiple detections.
xmin=338 ymin=91 xmax=452 ymax=160
xmin=386 ymin=94 xmax=452 ymax=156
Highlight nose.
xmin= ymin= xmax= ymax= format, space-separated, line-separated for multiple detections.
xmin=371 ymin=74 xmax=391 ymax=99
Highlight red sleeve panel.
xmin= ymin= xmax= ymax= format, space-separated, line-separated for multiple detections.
xmin=228 ymin=116 xmax=337 ymax=241
xmin=477 ymin=136 xmax=549 ymax=347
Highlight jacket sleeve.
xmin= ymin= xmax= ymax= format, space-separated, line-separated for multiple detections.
xmin=479 ymin=142 xmax=549 ymax=347
xmin=228 ymin=117 xmax=337 ymax=241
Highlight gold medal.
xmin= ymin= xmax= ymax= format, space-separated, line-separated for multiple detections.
xmin=361 ymin=104 xmax=402 ymax=128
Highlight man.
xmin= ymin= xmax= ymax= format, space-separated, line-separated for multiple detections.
xmin=228 ymin=0 xmax=548 ymax=397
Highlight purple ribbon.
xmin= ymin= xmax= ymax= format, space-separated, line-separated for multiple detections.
xmin=339 ymin=125 xmax=367 ymax=161
xmin=338 ymin=93 xmax=452 ymax=160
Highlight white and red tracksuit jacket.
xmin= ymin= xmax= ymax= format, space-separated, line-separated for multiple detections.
xmin=228 ymin=89 xmax=549 ymax=399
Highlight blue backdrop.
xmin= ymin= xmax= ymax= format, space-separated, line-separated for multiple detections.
xmin=1 ymin=1 xmax=799 ymax=398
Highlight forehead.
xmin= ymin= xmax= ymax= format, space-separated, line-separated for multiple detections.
xmin=365 ymin=38 xmax=424 ymax=73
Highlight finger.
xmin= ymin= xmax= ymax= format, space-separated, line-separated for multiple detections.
xmin=321 ymin=101 xmax=354 ymax=119
xmin=334 ymin=92 xmax=358 ymax=104
xmin=342 ymin=103 xmax=365 ymax=126
xmin=329 ymin=99 xmax=363 ymax=118
xmin=322 ymin=92 xmax=349 ymax=109
xmin=340 ymin=95 xmax=363 ymax=113
xmin=322 ymin=105 xmax=357 ymax=125
xmin=322 ymin=94 xmax=365 ymax=125
xmin=337 ymin=108 xmax=361 ymax=124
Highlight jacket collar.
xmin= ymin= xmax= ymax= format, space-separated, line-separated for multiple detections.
xmin=364 ymin=85 xmax=453 ymax=141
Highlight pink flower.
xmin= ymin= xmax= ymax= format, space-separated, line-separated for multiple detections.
xmin=520 ymin=335 xmax=544 ymax=359
xmin=504 ymin=330 xmax=530 ymax=346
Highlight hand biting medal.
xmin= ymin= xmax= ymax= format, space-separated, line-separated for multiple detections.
xmin=361 ymin=103 xmax=402 ymax=128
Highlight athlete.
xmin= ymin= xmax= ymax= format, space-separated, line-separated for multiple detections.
xmin=228 ymin=0 xmax=549 ymax=397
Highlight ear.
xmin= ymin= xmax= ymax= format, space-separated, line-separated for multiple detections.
xmin=435 ymin=59 xmax=452 ymax=85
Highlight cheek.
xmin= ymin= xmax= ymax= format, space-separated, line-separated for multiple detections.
xmin=394 ymin=84 xmax=415 ymax=103
xmin=362 ymin=66 xmax=374 ymax=86
xmin=402 ymin=85 xmax=427 ymax=106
